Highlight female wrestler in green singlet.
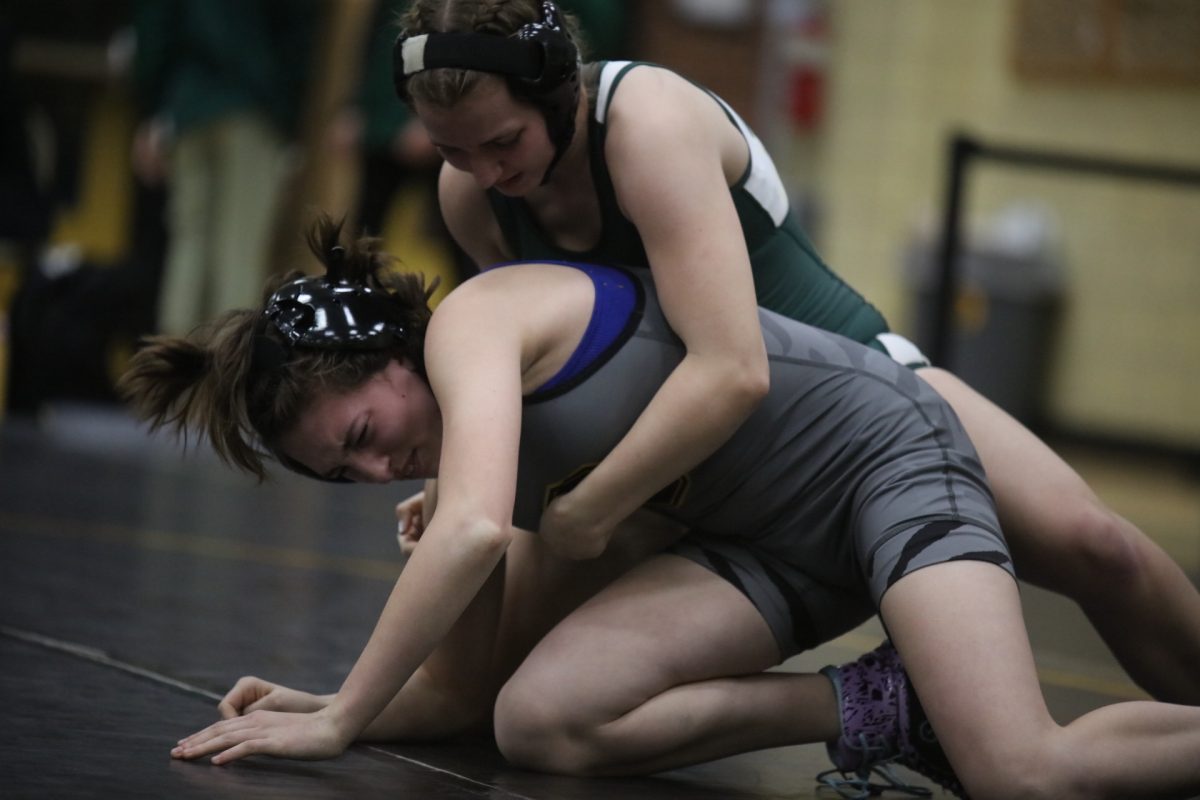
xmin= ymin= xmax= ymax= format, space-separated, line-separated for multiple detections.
xmin=392 ymin=0 xmax=1200 ymax=708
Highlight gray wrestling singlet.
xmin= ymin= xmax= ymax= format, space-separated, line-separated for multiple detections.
xmin=512 ymin=264 xmax=1012 ymax=656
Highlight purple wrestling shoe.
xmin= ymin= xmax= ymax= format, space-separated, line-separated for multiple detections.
xmin=816 ymin=641 xmax=967 ymax=799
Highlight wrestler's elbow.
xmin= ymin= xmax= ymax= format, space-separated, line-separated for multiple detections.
xmin=456 ymin=516 xmax=514 ymax=562
xmin=727 ymin=352 xmax=770 ymax=412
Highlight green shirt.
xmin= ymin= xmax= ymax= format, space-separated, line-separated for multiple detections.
xmin=133 ymin=0 xmax=315 ymax=137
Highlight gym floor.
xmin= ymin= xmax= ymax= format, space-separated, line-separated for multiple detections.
xmin=2 ymin=404 xmax=1198 ymax=799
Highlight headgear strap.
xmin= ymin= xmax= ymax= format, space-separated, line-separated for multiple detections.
xmin=397 ymin=33 xmax=544 ymax=83
xmin=393 ymin=0 xmax=580 ymax=181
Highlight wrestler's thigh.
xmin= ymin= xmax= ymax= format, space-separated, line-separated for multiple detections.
xmin=881 ymin=561 xmax=1054 ymax=791
xmin=502 ymin=554 xmax=781 ymax=721
xmin=916 ymin=367 xmax=1104 ymax=575
xmin=492 ymin=511 xmax=687 ymax=683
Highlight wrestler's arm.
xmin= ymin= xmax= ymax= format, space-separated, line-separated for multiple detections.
xmin=438 ymin=162 xmax=513 ymax=267
xmin=540 ymin=69 xmax=769 ymax=558
xmin=390 ymin=166 xmax=510 ymax=553
xmin=319 ymin=286 xmax=527 ymax=739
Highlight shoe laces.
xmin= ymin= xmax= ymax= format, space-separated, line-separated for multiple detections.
xmin=818 ymin=732 xmax=933 ymax=799
xmin=816 ymin=760 xmax=933 ymax=799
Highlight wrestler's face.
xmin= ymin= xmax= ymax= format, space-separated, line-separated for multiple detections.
xmin=416 ymin=75 xmax=555 ymax=195
xmin=280 ymin=360 xmax=442 ymax=484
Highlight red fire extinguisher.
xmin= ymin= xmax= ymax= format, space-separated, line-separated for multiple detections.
xmin=776 ymin=0 xmax=830 ymax=134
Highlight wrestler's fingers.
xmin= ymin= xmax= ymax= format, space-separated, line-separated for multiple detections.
xmin=398 ymin=511 xmax=423 ymax=538
xmin=172 ymin=723 xmax=253 ymax=761
xmin=174 ymin=709 xmax=346 ymax=764
xmin=394 ymin=491 xmax=424 ymax=522
xmin=173 ymin=731 xmax=258 ymax=763
xmin=218 ymin=676 xmax=273 ymax=719
xmin=398 ymin=526 xmax=422 ymax=555
xmin=209 ymin=737 xmax=270 ymax=766
xmin=175 ymin=715 xmax=254 ymax=752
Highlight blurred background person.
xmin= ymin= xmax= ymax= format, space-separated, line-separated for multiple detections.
xmin=130 ymin=0 xmax=316 ymax=336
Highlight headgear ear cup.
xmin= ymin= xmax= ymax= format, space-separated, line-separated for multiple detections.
xmin=512 ymin=1 xmax=580 ymax=177
xmin=393 ymin=0 xmax=580 ymax=181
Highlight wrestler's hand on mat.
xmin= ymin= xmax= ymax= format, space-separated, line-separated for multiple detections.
xmin=171 ymin=709 xmax=349 ymax=765
xmin=396 ymin=491 xmax=426 ymax=555
xmin=540 ymin=491 xmax=613 ymax=560
xmin=218 ymin=676 xmax=328 ymax=719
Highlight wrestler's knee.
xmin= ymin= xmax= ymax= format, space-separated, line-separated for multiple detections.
xmin=956 ymin=734 xmax=1095 ymax=800
xmin=963 ymin=769 xmax=1075 ymax=800
xmin=493 ymin=672 xmax=600 ymax=774
xmin=1035 ymin=501 xmax=1144 ymax=600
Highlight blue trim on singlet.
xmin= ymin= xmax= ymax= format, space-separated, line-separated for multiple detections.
xmin=491 ymin=261 xmax=644 ymax=403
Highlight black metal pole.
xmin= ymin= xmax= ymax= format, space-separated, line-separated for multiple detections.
xmin=974 ymin=143 xmax=1200 ymax=187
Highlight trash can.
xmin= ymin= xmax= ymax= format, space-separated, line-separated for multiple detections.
xmin=905 ymin=208 xmax=1066 ymax=427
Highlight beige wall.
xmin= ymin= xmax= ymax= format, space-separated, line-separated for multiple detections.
xmin=808 ymin=0 xmax=1200 ymax=446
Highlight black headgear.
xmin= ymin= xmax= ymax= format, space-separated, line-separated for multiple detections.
xmin=259 ymin=246 xmax=405 ymax=350
xmin=253 ymin=246 xmax=406 ymax=371
xmin=393 ymin=0 xmax=580 ymax=181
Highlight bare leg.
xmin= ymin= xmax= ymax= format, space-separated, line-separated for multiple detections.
xmin=920 ymin=367 xmax=1200 ymax=703
xmin=491 ymin=510 xmax=687 ymax=682
xmin=882 ymin=561 xmax=1200 ymax=800
xmin=368 ymin=512 xmax=687 ymax=741
xmin=495 ymin=554 xmax=842 ymax=775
